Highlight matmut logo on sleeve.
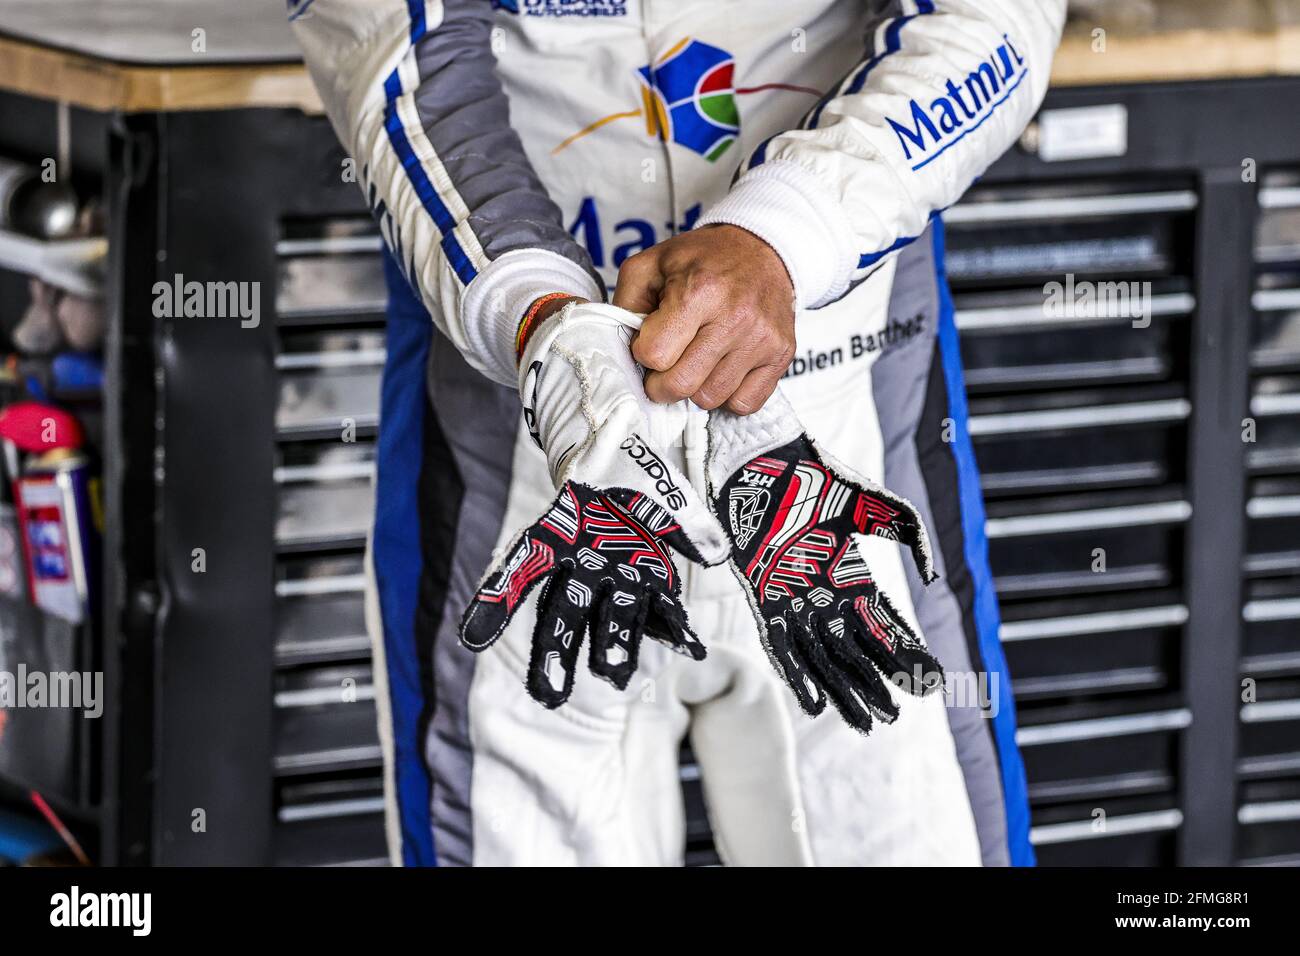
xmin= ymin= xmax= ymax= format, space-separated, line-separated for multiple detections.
xmin=888 ymin=33 xmax=1029 ymax=170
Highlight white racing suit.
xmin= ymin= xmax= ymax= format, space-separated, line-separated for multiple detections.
xmin=291 ymin=0 xmax=1066 ymax=865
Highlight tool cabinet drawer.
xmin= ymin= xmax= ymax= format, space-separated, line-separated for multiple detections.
xmin=1252 ymin=282 xmax=1300 ymax=373
xmin=275 ymin=588 xmax=369 ymax=667
xmin=275 ymin=441 xmax=375 ymax=549
xmin=1244 ymin=476 xmax=1300 ymax=576
xmin=957 ymin=288 xmax=1191 ymax=394
xmin=1030 ymin=795 xmax=1181 ymax=867
xmin=1248 ymin=374 xmax=1300 ymax=473
xmin=274 ymin=774 xmax=387 ymax=867
xmin=273 ymin=662 xmax=380 ymax=776
xmin=1236 ymin=779 xmax=1300 ymax=865
xmin=276 ymin=327 xmax=384 ymax=435
xmin=1256 ymin=179 xmax=1300 ymax=269
xmin=276 ymin=229 xmax=386 ymax=320
xmin=945 ymin=183 xmax=1195 ymax=288
xmin=1001 ymin=596 xmax=1184 ymax=703
xmin=971 ymin=390 xmax=1189 ymax=497
xmin=1017 ymin=704 xmax=1189 ymax=802
xmin=1242 ymin=579 xmax=1300 ymax=675
xmin=985 ymin=490 xmax=1189 ymax=599
xmin=1238 ymin=682 xmax=1300 ymax=778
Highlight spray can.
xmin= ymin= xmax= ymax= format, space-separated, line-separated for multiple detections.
xmin=15 ymin=448 xmax=97 ymax=623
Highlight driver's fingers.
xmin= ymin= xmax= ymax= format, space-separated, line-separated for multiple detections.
xmin=723 ymin=361 xmax=787 ymax=416
xmin=633 ymin=280 xmax=708 ymax=374
xmin=814 ymin=614 xmax=899 ymax=726
xmin=643 ymin=320 xmax=739 ymax=403
xmin=612 ymin=248 xmax=665 ymax=315
xmin=691 ymin=345 xmax=761 ymax=411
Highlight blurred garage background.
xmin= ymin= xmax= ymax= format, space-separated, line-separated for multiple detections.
xmin=0 ymin=0 xmax=1297 ymax=866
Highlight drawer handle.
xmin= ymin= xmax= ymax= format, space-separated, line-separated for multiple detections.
xmin=1251 ymin=287 xmax=1300 ymax=311
xmin=1243 ymin=597 xmax=1300 ymax=623
xmin=970 ymin=398 xmax=1190 ymax=437
xmin=1250 ymin=392 xmax=1300 ymax=417
xmin=1247 ymin=496 xmax=1300 ymax=519
xmin=276 ymin=684 xmax=376 ymax=708
xmin=276 ymin=574 xmax=367 ymax=597
xmin=1017 ymin=708 xmax=1191 ymax=746
xmin=278 ymin=796 xmax=385 ymax=823
xmin=1259 ymin=186 xmax=1300 ymax=210
xmin=986 ymin=500 xmax=1191 ymax=538
xmin=946 ymin=190 xmax=1197 ymax=224
xmin=275 ymin=745 xmax=383 ymax=772
xmin=277 ymin=348 xmax=387 ymax=371
xmin=1238 ymin=800 xmax=1300 ymax=825
xmin=1240 ymin=699 xmax=1300 ymax=724
xmin=276 ymin=236 xmax=384 ymax=257
xmin=1031 ymin=809 xmax=1182 ymax=846
xmin=275 ymin=461 xmax=376 ymax=484
xmin=278 ymin=413 xmax=380 ymax=435
xmin=1000 ymin=604 xmax=1187 ymax=643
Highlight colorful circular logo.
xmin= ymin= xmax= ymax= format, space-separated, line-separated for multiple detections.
xmin=637 ymin=39 xmax=739 ymax=162
xmin=552 ymin=37 xmax=818 ymax=161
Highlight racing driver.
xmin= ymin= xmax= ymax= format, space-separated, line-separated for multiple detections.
xmin=290 ymin=0 xmax=1067 ymax=866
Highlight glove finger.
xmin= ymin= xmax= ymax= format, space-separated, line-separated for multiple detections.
xmin=588 ymin=585 xmax=650 ymax=690
xmin=526 ymin=569 xmax=593 ymax=708
xmin=460 ymin=530 xmax=557 ymax=652
xmin=761 ymin=615 xmax=826 ymax=717
xmin=787 ymin=617 xmax=883 ymax=734
xmin=848 ymin=589 xmax=945 ymax=698
xmin=848 ymin=489 xmax=936 ymax=584
xmin=811 ymin=437 xmax=937 ymax=584
xmin=643 ymin=591 xmax=706 ymax=661
xmin=811 ymin=614 xmax=900 ymax=729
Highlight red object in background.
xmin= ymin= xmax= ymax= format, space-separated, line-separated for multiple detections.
xmin=0 ymin=401 xmax=83 ymax=452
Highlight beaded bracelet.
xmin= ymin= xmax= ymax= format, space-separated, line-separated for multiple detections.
xmin=515 ymin=292 xmax=575 ymax=365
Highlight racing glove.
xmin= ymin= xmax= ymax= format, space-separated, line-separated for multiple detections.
xmin=707 ymin=387 xmax=944 ymax=734
xmin=460 ymin=302 xmax=729 ymax=707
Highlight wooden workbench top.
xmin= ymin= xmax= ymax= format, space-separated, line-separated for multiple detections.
xmin=0 ymin=0 xmax=316 ymax=113
xmin=1 ymin=2 xmax=1299 ymax=114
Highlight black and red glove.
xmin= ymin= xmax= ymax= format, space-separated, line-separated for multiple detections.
xmin=708 ymin=389 xmax=944 ymax=734
xmin=459 ymin=303 xmax=729 ymax=708
xmin=460 ymin=482 xmax=708 ymax=708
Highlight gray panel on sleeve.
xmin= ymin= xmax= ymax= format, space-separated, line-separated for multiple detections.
xmin=411 ymin=0 xmax=602 ymax=288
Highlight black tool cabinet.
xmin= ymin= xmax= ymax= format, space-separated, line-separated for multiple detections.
xmin=0 ymin=74 xmax=1296 ymax=866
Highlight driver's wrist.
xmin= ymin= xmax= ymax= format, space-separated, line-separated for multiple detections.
xmin=515 ymin=293 xmax=587 ymax=367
